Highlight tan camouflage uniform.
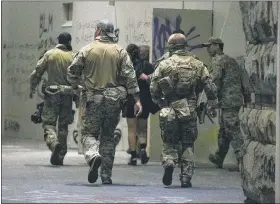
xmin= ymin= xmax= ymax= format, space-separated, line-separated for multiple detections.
xmin=30 ymin=44 xmax=75 ymax=161
xmin=209 ymin=53 xmax=252 ymax=166
xmin=67 ymin=35 xmax=139 ymax=182
xmin=150 ymin=49 xmax=217 ymax=186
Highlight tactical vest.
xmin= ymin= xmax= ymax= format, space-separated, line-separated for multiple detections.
xmin=159 ymin=55 xmax=198 ymax=103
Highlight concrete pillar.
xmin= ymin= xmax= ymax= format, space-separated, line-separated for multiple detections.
xmin=276 ymin=2 xmax=280 ymax=203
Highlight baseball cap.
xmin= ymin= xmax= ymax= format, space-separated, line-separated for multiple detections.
xmin=57 ymin=32 xmax=72 ymax=44
xmin=202 ymin=37 xmax=224 ymax=47
xmin=97 ymin=19 xmax=116 ymax=38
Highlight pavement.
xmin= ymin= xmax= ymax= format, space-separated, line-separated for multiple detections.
xmin=1 ymin=139 xmax=245 ymax=203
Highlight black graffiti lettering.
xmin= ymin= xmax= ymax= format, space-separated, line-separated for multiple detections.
xmin=4 ymin=119 xmax=20 ymax=132
xmin=39 ymin=13 xmax=54 ymax=38
xmin=48 ymin=14 xmax=53 ymax=31
xmin=39 ymin=14 xmax=45 ymax=38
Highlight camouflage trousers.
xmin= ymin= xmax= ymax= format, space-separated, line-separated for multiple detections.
xmin=214 ymin=107 xmax=243 ymax=163
xmin=159 ymin=107 xmax=198 ymax=180
xmin=81 ymin=88 xmax=125 ymax=180
xmin=42 ymin=94 xmax=73 ymax=159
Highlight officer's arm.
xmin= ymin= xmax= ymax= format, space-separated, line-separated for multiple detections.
xmin=240 ymin=67 xmax=253 ymax=103
xmin=150 ymin=62 xmax=163 ymax=105
xmin=119 ymin=49 xmax=140 ymax=99
xmin=30 ymin=53 xmax=48 ymax=94
xmin=67 ymin=51 xmax=85 ymax=89
xmin=210 ymin=59 xmax=224 ymax=93
xmin=200 ymin=65 xmax=217 ymax=101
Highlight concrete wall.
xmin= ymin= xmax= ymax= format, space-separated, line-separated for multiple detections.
xmin=2 ymin=2 xmax=246 ymax=165
xmin=2 ymin=1 xmax=65 ymax=141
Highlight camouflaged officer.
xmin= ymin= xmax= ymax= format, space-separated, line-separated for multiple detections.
xmin=67 ymin=19 xmax=142 ymax=185
xmin=29 ymin=32 xmax=75 ymax=166
xmin=150 ymin=34 xmax=217 ymax=188
xmin=202 ymin=37 xmax=252 ymax=171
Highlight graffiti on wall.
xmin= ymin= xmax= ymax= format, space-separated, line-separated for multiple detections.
xmin=39 ymin=13 xmax=56 ymax=55
xmin=39 ymin=13 xmax=53 ymax=38
xmin=2 ymin=45 xmax=37 ymax=101
xmin=4 ymin=119 xmax=20 ymax=132
xmin=124 ymin=13 xmax=151 ymax=45
xmin=152 ymin=15 xmax=203 ymax=63
xmin=75 ymin=20 xmax=99 ymax=46
xmin=2 ymin=13 xmax=56 ymax=101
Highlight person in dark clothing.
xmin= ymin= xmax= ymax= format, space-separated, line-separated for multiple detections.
xmin=123 ymin=44 xmax=155 ymax=166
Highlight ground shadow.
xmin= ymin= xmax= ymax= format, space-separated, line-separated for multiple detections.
xmin=24 ymin=163 xmax=87 ymax=168
xmin=165 ymin=185 xmax=241 ymax=191
xmin=66 ymin=183 xmax=148 ymax=188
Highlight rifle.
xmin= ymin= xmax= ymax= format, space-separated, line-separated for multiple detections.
xmin=30 ymin=102 xmax=44 ymax=124
xmin=196 ymin=91 xmax=217 ymax=124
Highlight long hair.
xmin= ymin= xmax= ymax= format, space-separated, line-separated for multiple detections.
xmin=126 ymin=44 xmax=140 ymax=62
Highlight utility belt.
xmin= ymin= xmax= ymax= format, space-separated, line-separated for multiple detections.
xmin=85 ymin=83 xmax=127 ymax=106
xmin=167 ymin=96 xmax=196 ymax=106
xmin=87 ymin=83 xmax=120 ymax=94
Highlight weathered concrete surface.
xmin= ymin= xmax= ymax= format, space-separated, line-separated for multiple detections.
xmin=2 ymin=139 xmax=245 ymax=203
xmin=240 ymin=140 xmax=275 ymax=203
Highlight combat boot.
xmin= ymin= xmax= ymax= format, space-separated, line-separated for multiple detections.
xmin=88 ymin=155 xmax=102 ymax=183
xmin=209 ymin=153 xmax=223 ymax=168
xmin=162 ymin=164 xmax=174 ymax=186
xmin=128 ymin=150 xmax=137 ymax=166
xmin=140 ymin=148 xmax=149 ymax=164
xmin=57 ymin=159 xmax=63 ymax=166
xmin=180 ymin=176 xmax=192 ymax=188
xmin=180 ymin=161 xmax=194 ymax=188
xmin=50 ymin=142 xmax=62 ymax=165
xmin=56 ymin=155 xmax=64 ymax=166
xmin=102 ymin=177 xmax=112 ymax=185
xmin=128 ymin=157 xmax=137 ymax=166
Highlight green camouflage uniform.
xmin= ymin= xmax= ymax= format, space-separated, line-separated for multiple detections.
xmin=150 ymin=49 xmax=217 ymax=182
xmin=67 ymin=36 xmax=139 ymax=181
xmin=209 ymin=53 xmax=252 ymax=165
xmin=30 ymin=44 xmax=75 ymax=159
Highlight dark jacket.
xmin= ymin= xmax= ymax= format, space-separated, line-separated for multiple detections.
xmin=123 ymin=59 xmax=160 ymax=118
